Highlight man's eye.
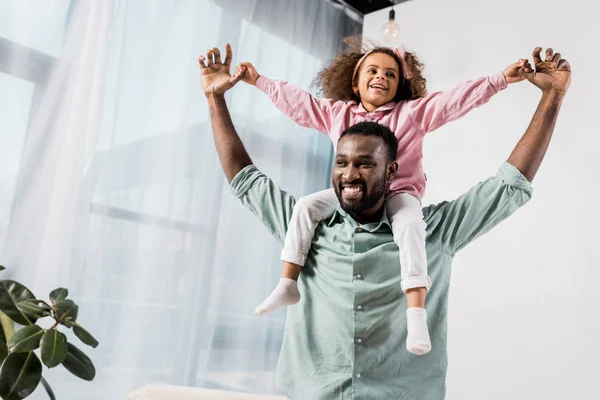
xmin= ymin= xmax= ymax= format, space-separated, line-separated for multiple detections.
xmin=336 ymin=161 xmax=346 ymax=166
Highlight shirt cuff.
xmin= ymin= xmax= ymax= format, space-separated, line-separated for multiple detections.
xmin=491 ymin=71 xmax=508 ymax=91
xmin=255 ymin=75 xmax=272 ymax=93
xmin=230 ymin=164 xmax=261 ymax=198
xmin=497 ymin=162 xmax=532 ymax=191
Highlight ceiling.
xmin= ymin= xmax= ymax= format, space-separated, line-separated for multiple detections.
xmin=333 ymin=0 xmax=411 ymax=16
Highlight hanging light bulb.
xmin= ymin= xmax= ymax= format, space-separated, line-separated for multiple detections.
xmin=380 ymin=8 xmax=400 ymax=42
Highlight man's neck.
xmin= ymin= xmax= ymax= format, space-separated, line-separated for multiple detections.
xmin=348 ymin=206 xmax=385 ymax=225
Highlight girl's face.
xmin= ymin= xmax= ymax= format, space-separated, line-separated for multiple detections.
xmin=353 ymin=52 xmax=400 ymax=112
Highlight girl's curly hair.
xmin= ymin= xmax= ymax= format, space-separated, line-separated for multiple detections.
xmin=313 ymin=37 xmax=427 ymax=104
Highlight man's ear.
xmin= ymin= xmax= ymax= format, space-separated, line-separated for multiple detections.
xmin=387 ymin=161 xmax=398 ymax=182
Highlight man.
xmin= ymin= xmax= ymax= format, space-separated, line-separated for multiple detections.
xmin=199 ymin=45 xmax=570 ymax=399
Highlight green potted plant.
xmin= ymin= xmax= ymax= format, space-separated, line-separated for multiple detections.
xmin=0 ymin=265 xmax=98 ymax=399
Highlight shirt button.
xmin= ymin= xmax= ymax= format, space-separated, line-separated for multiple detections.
xmin=356 ymin=227 xmax=363 ymax=232
xmin=355 ymin=273 xmax=362 ymax=279
xmin=356 ymin=305 xmax=362 ymax=310
xmin=356 ymin=373 xmax=361 ymax=379
xmin=357 ymin=338 xmax=363 ymax=344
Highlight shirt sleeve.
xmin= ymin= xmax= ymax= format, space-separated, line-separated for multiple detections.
xmin=423 ymin=161 xmax=533 ymax=254
xmin=256 ymin=76 xmax=346 ymax=135
xmin=230 ymin=165 xmax=296 ymax=244
xmin=406 ymin=72 xmax=508 ymax=135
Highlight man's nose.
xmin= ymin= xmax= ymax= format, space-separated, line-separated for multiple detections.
xmin=342 ymin=165 xmax=360 ymax=181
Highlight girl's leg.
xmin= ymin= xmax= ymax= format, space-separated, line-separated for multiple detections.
xmin=255 ymin=189 xmax=339 ymax=316
xmin=386 ymin=193 xmax=432 ymax=355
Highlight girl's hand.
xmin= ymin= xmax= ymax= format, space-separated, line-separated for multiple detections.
xmin=238 ymin=62 xmax=260 ymax=86
xmin=503 ymin=59 xmax=532 ymax=84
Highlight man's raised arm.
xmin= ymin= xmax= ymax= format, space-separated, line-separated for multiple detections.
xmin=199 ymin=43 xmax=252 ymax=182
xmin=507 ymin=47 xmax=571 ymax=181
xmin=424 ymin=47 xmax=571 ymax=254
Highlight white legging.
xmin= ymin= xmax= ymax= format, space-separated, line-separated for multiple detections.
xmin=281 ymin=188 xmax=431 ymax=292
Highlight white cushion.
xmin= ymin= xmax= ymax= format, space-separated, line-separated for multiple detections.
xmin=127 ymin=385 xmax=285 ymax=400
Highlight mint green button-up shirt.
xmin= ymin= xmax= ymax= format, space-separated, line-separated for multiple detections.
xmin=230 ymin=162 xmax=532 ymax=400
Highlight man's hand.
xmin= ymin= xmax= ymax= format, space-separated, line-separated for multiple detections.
xmin=236 ymin=62 xmax=260 ymax=86
xmin=503 ymin=59 xmax=532 ymax=84
xmin=522 ymin=47 xmax=571 ymax=94
xmin=199 ymin=44 xmax=245 ymax=97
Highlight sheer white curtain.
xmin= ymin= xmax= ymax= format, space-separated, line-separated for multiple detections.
xmin=0 ymin=0 xmax=359 ymax=398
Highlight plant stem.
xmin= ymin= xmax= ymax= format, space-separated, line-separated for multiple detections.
xmin=40 ymin=377 xmax=56 ymax=400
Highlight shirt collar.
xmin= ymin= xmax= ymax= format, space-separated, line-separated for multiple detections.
xmin=327 ymin=205 xmax=392 ymax=231
xmin=349 ymin=101 xmax=397 ymax=115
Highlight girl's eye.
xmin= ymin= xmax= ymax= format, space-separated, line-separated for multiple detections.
xmin=387 ymin=72 xmax=396 ymax=78
xmin=368 ymin=69 xmax=376 ymax=74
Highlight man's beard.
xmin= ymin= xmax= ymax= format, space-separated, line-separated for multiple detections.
xmin=334 ymin=176 xmax=387 ymax=215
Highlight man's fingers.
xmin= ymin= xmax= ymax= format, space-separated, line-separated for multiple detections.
xmin=552 ymin=52 xmax=562 ymax=64
xmin=212 ymin=47 xmax=222 ymax=64
xmin=198 ymin=56 xmax=207 ymax=69
xmin=557 ymin=59 xmax=571 ymax=71
xmin=545 ymin=48 xmax=554 ymax=62
xmin=206 ymin=50 xmax=214 ymax=65
xmin=532 ymin=47 xmax=543 ymax=65
xmin=224 ymin=43 xmax=233 ymax=67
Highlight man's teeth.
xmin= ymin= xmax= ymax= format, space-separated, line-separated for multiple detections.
xmin=344 ymin=187 xmax=362 ymax=193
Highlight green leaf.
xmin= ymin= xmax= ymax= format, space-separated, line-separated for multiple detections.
xmin=0 ymin=352 xmax=42 ymax=400
xmin=0 ymin=266 xmax=5 ymax=272
xmin=39 ymin=377 xmax=55 ymax=400
xmin=54 ymin=300 xmax=78 ymax=326
xmin=23 ymin=300 xmax=52 ymax=312
xmin=0 ymin=281 xmax=37 ymax=325
xmin=49 ymin=288 xmax=68 ymax=303
xmin=0 ymin=318 xmax=7 ymax=366
xmin=61 ymin=342 xmax=95 ymax=381
xmin=7 ymin=325 xmax=43 ymax=353
xmin=72 ymin=323 xmax=99 ymax=348
xmin=16 ymin=301 xmax=51 ymax=321
xmin=40 ymin=330 xmax=68 ymax=368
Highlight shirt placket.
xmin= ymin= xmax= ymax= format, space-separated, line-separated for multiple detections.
xmin=351 ymin=225 xmax=370 ymax=398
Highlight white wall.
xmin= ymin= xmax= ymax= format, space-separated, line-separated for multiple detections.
xmin=365 ymin=1 xmax=599 ymax=399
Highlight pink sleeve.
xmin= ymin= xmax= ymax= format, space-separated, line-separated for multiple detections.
xmin=255 ymin=76 xmax=345 ymax=135
xmin=406 ymin=72 xmax=508 ymax=135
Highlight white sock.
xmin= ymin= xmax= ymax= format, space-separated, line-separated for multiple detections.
xmin=406 ymin=307 xmax=431 ymax=355
xmin=255 ymin=278 xmax=301 ymax=316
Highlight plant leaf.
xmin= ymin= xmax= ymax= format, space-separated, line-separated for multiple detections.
xmin=54 ymin=299 xmax=78 ymax=325
xmin=0 ymin=352 xmax=43 ymax=400
xmin=23 ymin=300 xmax=52 ymax=312
xmin=0 ymin=266 xmax=5 ymax=272
xmin=61 ymin=342 xmax=95 ymax=381
xmin=0 ymin=318 xmax=7 ymax=365
xmin=49 ymin=288 xmax=68 ymax=303
xmin=7 ymin=325 xmax=44 ymax=353
xmin=40 ymin=330 xmax=68 ymax=368
xmin=16 ymin=301 xmax=50 ymax=321
xmin=0 ymin=280 xmax=37 ymax=325
xmin=72 ymin=323 xmax=99 ymax=348
xmin=39 ymin=377 xmax=56 ymax=400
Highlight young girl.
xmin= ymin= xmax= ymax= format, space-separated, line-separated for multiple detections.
xmin=237 ymin=44 xmax=526 ymax=355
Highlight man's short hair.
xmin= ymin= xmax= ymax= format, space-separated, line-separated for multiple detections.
xmin=339 ymin=122 xmax=398 ymax=163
